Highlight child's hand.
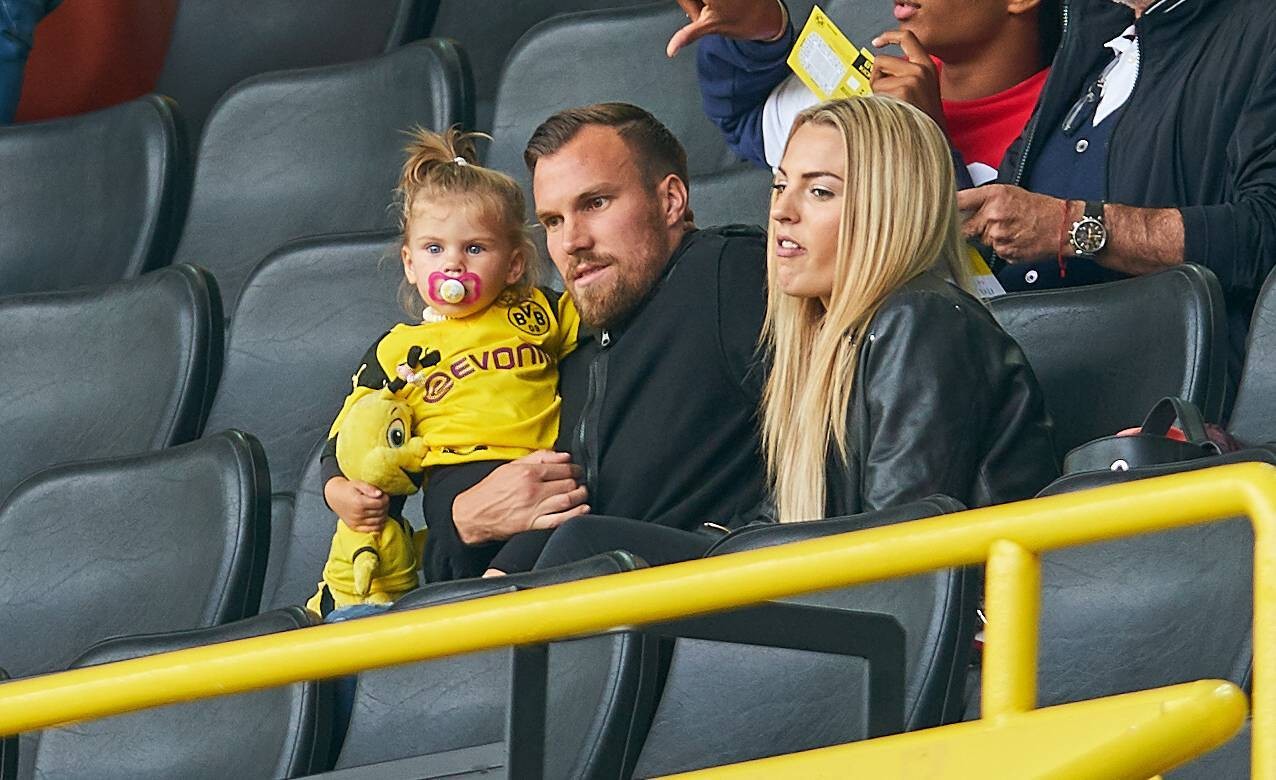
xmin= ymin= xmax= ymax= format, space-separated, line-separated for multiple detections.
xmin=325 ymin=476 xmax=390 ymax=532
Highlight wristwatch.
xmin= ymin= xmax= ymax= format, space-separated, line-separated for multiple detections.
xmin=1069 ymin=200 xmax=1108 ymax=257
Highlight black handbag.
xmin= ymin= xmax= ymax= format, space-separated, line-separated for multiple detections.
xmin=1062 ymin=397 xmax=1222 ymax=475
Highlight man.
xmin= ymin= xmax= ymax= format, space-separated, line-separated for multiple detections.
xmin=675 ymin=0 xmax=1060 ymax=185
xmin=960 ymin=0 xmax=1276 ymax=394
xmin=422 ymin=103 xmax=770 ymax=576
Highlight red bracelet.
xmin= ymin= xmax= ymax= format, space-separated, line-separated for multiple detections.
xmin=1058 ymin=199 xmax=1071 ymax=279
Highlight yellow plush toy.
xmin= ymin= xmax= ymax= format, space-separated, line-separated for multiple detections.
xmin=307 ymin=386 xmax=427 ymax=616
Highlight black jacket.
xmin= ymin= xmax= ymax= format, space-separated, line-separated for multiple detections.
xmin=999 ymin=0 xmax=1276 ymax=382
xmin=824 ymin=273 xmax=1059 ymax=517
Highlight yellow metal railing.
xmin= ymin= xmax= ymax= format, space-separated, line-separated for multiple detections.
xmin=0 ymin=462 xmax=1274 ymax=777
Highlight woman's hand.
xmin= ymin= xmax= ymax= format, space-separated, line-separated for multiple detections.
xmin=870 ymin=30 xmax=946 ymax=133
xmin=452 ymin=450 xmax=590 ymax=545
xmin=666 ymin=0 xmax=788 ymax=57
xmin=324 ymin=476 xmax=390 ymax=533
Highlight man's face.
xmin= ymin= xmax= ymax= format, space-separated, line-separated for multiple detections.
xmin=532 ymin=125 xmax=675 ymax=329
xmin=891 ymin=0 xmax=1025 ymax=62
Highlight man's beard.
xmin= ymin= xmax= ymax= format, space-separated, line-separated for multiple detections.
xmin=565 ymin=245 xmax=668 ymax=329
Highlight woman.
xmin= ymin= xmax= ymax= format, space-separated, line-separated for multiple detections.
xmin=529 ymin=95 xmax=1056 ymax=568
xmin=762 ymin=96 xmax=1056 ymax=522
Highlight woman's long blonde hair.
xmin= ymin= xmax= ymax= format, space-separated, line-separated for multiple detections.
xmin=762 ymin=96 xmax=972 ymax=523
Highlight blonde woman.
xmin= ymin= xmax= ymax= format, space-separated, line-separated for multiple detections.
xmin=527 ymin=95 xmax=1056 ymax=572
xmin=763 ymin=95 xmax=1056 ymax=522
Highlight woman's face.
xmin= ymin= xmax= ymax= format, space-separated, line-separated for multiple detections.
xmin=770 ymin=122 xmax=846 ymax=305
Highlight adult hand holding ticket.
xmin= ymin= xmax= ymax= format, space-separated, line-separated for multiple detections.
xmin=666 ymin=0 xmax=788 ymax=57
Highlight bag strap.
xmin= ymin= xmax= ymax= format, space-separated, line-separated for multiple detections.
xmin=1141 ymin=396 xmax=1212 ymax=445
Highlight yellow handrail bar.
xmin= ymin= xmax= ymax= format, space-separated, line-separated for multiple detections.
xmin=0 ymin=461 xmax=1274 ymax=777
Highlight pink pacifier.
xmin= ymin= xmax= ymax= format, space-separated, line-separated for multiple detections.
xmin=427 ymin=271 xmax=482 ymax=305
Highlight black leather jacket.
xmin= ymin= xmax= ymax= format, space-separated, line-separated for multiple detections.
xmin=823 ymin=273 xmax=1059 ymax=517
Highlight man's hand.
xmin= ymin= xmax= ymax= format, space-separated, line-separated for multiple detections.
xmin=452 ymin=450 xmax=590 ymax=545
xmin=666 ymin=0 xmax=787 ymax=57
xmin=870 ymin=30 xmax=945 ymax=132
xmin=958 ymin=185 xmax=1070 ymax=263
xmin=325 ymin=476 xmax=390 ymax=533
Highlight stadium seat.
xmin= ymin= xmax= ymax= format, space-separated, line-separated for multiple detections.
xmin=203 ymin=231 xmax=407 ymax=492
xmin=0 ymin=265 xmax=220 ymax=504
xmin=630 ymin=496 xmax=975 ymax=776
xmin=486 ymin=3 xmax=767 ymax=228
xmin=327 ymin=553 xmax=659 ymax=780
xmin=963 ymin=448 xmax=1266 ymax=725
xmin=1167 ymin=721 xmax=1251 ymax=779
xmin=1226 ymin=267 xmax=1276 ymax=444
xmin=156 ymin=0 xmax=434 ymax=141
xmin=990 ymin=264 xmax=1228 ymax=461
xmin=429 ymin=0 xmax=636 ymax=132
xmin=169 ymin=40 xmax=472 ymax=314
xmin=14 ymin=607 xmax=331 ymax=780
xmin=0 ymin=96 xmax=187 ymax=296
xmin=0 ymin=670 xmax=12 ymax=780
xmin=0 ymin=431 xmax=270 ymax=680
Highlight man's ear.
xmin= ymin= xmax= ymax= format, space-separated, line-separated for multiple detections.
xmin=401 ymin=243 xmax=417 ymax=284
xmin=505 ymin=247 xmax=527 ymax=286
xmin=659 ymin=173 xmax=690 ymax=228
xmin=1006 ymin=0 xmax=1041 ymax=15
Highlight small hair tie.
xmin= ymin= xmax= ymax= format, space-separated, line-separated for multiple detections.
xmin=453 ymin=156 xmax=469 ymax=167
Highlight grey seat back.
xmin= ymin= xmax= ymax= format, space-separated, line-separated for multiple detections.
xmin=0 ymin=431 xmax=270 ymax=679
xmin=0 ymin=265 xmax=220 ymax=503
xmin=18 ymin=608 xmax=330 ymax=780
xmin=487 ymin=3 xmax=763 ymax=227
xmin=1227 ymin=268 xmax=1276 ymax=444
xmin=156 ymin=0 xmax=433 ymax=141
xmin=0 ymin=96 xmax=187 ymax=296
xmin=204 ymin=231 xmax=408 ymax=491
xmin=428 ymin=0 xmax=635 ymax=131
xmin=334 ymin=554 xmax=659 ymax=780
xmin=171 ymin=40 xmax=472 ymax=314
xmin=990 ymin=265 xmax=1228 ymax=461
xmin=634 ymin=497 xmax=976 ymax=776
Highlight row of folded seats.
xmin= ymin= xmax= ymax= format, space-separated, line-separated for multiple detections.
xmin=0 ymin=249 xmax=1270 ymax=777
xmin=0 ymin=3 xmax=1269 ymax=779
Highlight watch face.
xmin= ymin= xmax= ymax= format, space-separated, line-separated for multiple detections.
xmin=1072 ymin=217 xmax=1107 ymax=254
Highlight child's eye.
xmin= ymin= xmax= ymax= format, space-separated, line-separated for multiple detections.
xmin=425 ymin=243 xmax=443 ymax=254
xmin=466 ymin=244 xmax=484 ymax=255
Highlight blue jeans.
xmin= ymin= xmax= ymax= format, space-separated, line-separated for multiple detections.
xmin=0 ymin=0 xmax=58 ymax=123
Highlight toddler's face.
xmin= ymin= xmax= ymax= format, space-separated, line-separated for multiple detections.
xmin=401 ymin=196 xmax=524 ymax=319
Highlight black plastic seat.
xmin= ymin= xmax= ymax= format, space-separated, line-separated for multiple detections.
xmin=156 ymin=0 xmax=434 ymax=142
xmin=14 ymin=607 xmax=331 ymax=780
xmin=962 ymin=449 xmax=1268 ymax=727
xmin=990 ymin=264 xmax=1228 ymax=461
xmin=486 ymin=3 xmax=762 ymax=227
xmin=203 ymin=231 xmax=408 ymax=492
xmin=326 ymin=552 xmax=659 ymax=780
xmin=0 ymin=431 xmax=270 ymax=680
xmin=0 ymin=265 xmax=220 ymax=504
xmin=428 ymin=0 xmax=635 ymax=132
xmin=0 ymin=96 xmax=187 ymax=296
xmin=1227 ymin=267 xmax=1276 ymax=444
xmin=632 ymin=496 xmax=976 ymax=776
xmin=170 ymin=40 xmax=472 ymax=314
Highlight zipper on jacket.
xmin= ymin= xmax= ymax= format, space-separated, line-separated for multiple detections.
xmin=574 ymin=329 xmax=611 ymax=489
xmin=1013 ymin=0 xmax=1072 ymax=187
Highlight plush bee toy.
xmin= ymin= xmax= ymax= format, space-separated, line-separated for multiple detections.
xmin=307 ymin=385 xmax=428 ymax=616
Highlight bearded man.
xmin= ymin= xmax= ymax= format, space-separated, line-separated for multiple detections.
xmin=420 ymin=102 xmax=770 ymax=578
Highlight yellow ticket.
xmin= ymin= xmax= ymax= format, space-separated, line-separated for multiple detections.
xmin=967 ymin=245 xmax=1006 ymax=299
xmin=787 ymin=6 xmax=875 ymax=101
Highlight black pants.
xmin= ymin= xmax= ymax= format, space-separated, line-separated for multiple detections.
xmin=531 ymin=515 xmax=718 ymax=570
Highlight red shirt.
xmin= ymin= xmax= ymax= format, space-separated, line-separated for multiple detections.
xmin=941 ymin=66 xmax=1050 ymax=181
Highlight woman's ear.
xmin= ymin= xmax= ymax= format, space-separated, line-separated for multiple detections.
xmin=505 ymin=247 xmax=527 ymax=286
xmin=401 ymin=243 xmax=417 ymax=284
xmin=659 ymin=173 xmax=690 ymax=228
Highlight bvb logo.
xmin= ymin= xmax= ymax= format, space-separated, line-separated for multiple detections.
xmin=422 ymin=372 xmax=454 ymax=403
xmin=508 ymin=299 xmax=551 ymax=336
